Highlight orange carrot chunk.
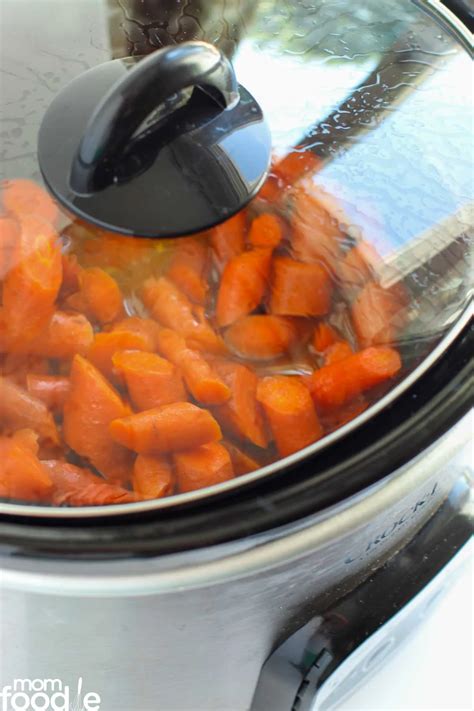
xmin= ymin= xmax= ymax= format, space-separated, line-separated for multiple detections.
xmin=257 ymin=376 xmax=323 ymax=458
xmin=88 ymin=330 xmax=151 ymax=380
xmin=174 ymin=442 xmax=233 ymax=493
xmin=338 ymin=240 xmax=381 ymax=290
xmin=0 ymin=436 xmax=52 ymax=502
xmin=312 ymin=322 xmax=339 ymax=352
xmin=42 ymin=460 xmax=135 ymax=506
xmin=223 ymin=441 xmax=261 ymax=476
xmin=63 ymin=355 xmax=133 ymax=483
xmin=323 ymin=340 xmax=353 ymax=366
xmin=110 ymin=402 xmax=222 ymax=454
xmin=0 ymin=376 xmax=59 ymax=445
xmin=156 ymin=329 xmax=230 ymax=405
xmin=26 ymin=374 xmax=70 ymax=412
xmin=210 ymin=211 xmax=246 ymax=271
xmin=167 ymin=237 xmax=209 ymax=304
xmin=79 ymin=267 xmax=124 ymax=324
xmin=132 ymin=454 xmax=174 ymax=499
xmin=0 ymin=217 xmax=20 ymax=279
xmin=224 ymin=315 xmax=299 ymax=361
xmin=290 ymin=186 xmax=343 ymax=272
xmin=1 ymin=178 xmax=59 ymax=224
xmin=60 ymin=253 xmax=83 ymax=298
xmin=248 ymin=213 xmax=283 ymax=249
xmin=212 ymin=360 xmax=268 ymax=447
xmin=31 ymin=311 xmax=94 ymax=359
xmin=112 ymin=350 xmax=186 ymax=410
xmin=270 ymin=256 xmax=332 ymax=317
xmin=307 ymin=346 xmax=402 ymax=409
xmin=216 ymin=248 xmax=272 ymax=327
xmin=112 ymin=316 xmax=163 ymax=352
xmin=351 ymin=281 xmax=407 ymax=348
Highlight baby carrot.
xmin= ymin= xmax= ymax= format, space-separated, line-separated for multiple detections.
xmin=210 ymin=210 xmax=246 ymax=271
xmin=110 ymin=402 xmax=222 ymax=454
xmin=290 ymin=186 xmax=343 ymax=273
xmin=112 ymin=316 xmax=163 ymax=352
xmin=156 ymin=329 xmax=230 ymax=405
xmin=132 ymin=454 xmax=174 ymax=499
xmin=0 ymin=435 xmax=52 ymax=502
xmin=0 ymin=353 xmax=50 ymax=386
xmin=26 ymin=374 xmax=70 ymax=412
xmin=29 ymin=311 xmax=94 ymax=359
xmin=307 ymin=346 xmax=402 ymax=410
xmin=79 ymin=266 xmax=124 ymax=325
xmin=224 ymin=315 xmax=299 ymax=360
xmin=0 ymin=217 xmax=19 ymax=279
xmin=223 ymin=441 xmax=261 ymax=476
xmin=269 ymin=256 xmax=332 ymax=317
xmin=323 ymin=340 xmax=353 ymax=366
xmin=0 ymin=376 xmax=59 ymax=445
xmin=167 ymin=237 xmax=209 ymax=304
xmin=338 ymin=240 xmax=381 ymax=290
xmin=215 ymin=248 xmax=272 ymax=327
xmin=63 ymin=355 xmax=133 ymax=483
xmin=257 ymin=375 xmax=323 ymax=457
xmin=174 ymin=442 xmax=233 ymax=493
xmin=312 ymin=322 xmax=339 ymax=352
xmin=88 ymin=330 xmax=151 ymax=379
xmin=112 ymin=350 xmax=186 ymax=410
xmin=212 ymin=360 xmax=268 ymax=447
xmin=1 ymin=178 xmax=59 ymax=224
xmin=42 ymin=460 xmax=135 ymax=506
xmin=248 ymin=213 xmax=283 ymax=249
xmin=351 ymin=281 xmax=407 ymax=347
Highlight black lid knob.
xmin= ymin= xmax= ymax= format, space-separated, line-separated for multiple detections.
xmin=38 ymin=42 xmax=271 ymax=238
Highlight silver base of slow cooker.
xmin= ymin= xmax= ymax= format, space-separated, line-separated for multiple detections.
xmin=0 ymin=413 xmax=471 ymax=711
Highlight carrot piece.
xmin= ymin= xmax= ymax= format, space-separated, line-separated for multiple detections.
xmin=1 ymin=178 xmax=59 ymax=224
xmin=323 ymin=340 xmax=353 ymax=366
xmin=351 ymin=281 xmax=407 ymax=347
xmin=210 ymin=211 xmax=246 ymax=271
xmin=112 ymin=350 xmax=186 ymax=410
xmin=312 ymin=322 xmax=339 ymax=352
xmin=338 ymin=240 xmax=381 ymax=290
xmin=63 ymin=355 xmax=133 ymax=483
xmin=30 ymin=311 xmax=94 ymax=359
xmin=167 ymin=237 xmax=209 ymax=304
xmin=290 ymin=186 xmax=343 ymax=272
xmin=174 ymin=442 xmax=233 ymax=493
xmin=248 ymin=213 xmax=283 ymax=249
xmin=212 ymin=360 xmax=268 ymax=447
xmin=0 ymin=376 xmax=59 ymax=445
xmin=79 ymin=267 xmax=124 ymax=324
xmin=2 ymin=216 xmax=62 ymax=349
xmin=0 ymin=353 xmax=50 ymax=385
xmin=257 ymin=376 xmax=323 ymax=457
xmin=223 ymin=441 xmax=261 ymax=476
xmin=132 ymin=454 xmax=174 ymax=499
xmin=224 ymin=315 xmax=299 ymax=360
xmin=215 ymin=248 xmax=272 ymax=327
xmin=142 ymin=276 xmax=223 ymax=353
xmin=0 ymin=436 xmax=52 ymax=502
xmin=26 ymin=374 xmax=70 ymax=411
xmin=155 ymin=329 xmax=230 ymax=405
xmin=112 ymin=316 xmax=163 ymax=352
xmin=269 ymin=256 xmax=332 ymax=317
xmin=307 ymin=346 xmax=402 ymax=409
xmin=60 ymin=253 xmax=83 ymax=298
xmin=0 ymin=217 xmax=20 ymax=279
xmin=88 ymin=330 xmax=151 ymax=379
xmin=110 ymin=402 xmax=222 ymax=454
xmin=10 ymin=428 xmax=40 ymax=453
xmin=42 ymin=460 xmax=135 ymax=506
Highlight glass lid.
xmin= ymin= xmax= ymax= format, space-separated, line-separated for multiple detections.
xmin=0 ymin=0 xmax=472 ymax=515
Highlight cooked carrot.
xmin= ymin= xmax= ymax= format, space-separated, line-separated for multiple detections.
xmin=10 ymin=428 xmax=40 ymax=453
xmin=338 ymin=240 xmax=381 ymax=290
xmin=257 ymin=151 xmax=321 ymax=203
xmin=1 ymin=178 xmax=58 ymax=224
xmin=0 ymin=217 xmax=19 ymax=279
xmin=174 ymin=442 xmax=233 ymax=493
xmin=290 ymin=186 xmax=343 ymax=272
xmin=132 ymin=454 xmax=174 ymax=499
xmin=223 ymin=441 xmax=261 ymax=476
xmin=167 ymin=237 xmax=209 ymax=304
xmin=210 ymin=211 xmax=246 ymax=271
xmin=0 ymin=376 xmax=59 ymax=445
xmin=0 ymin=435 xmax=52 ymax=502
xmin=66 ymin=220 xmax=152 ymax=270
xmin=110 ymin=402 xmax=222 ymax=454
xmin=60 ymin=253 xmax=82 ymax=297
xmin=224 ymin=315 xmax=299 ymax=360
xmin=142 ymin=276 xmax=223 ymax=353
xmin=248 ymin=213 xmax=283 ymax=249
xmin=112 ymin=316 xmax=162 ymax=352
xmin=312 ymin=322 xmax=340 ymax=352
xmin=215 ymin=248 xmax=272 ymax=327
xmin=63 ymin=355 xmax=133 ymax=483
xmin=257 ymin=375 xmax=323 ymax=457
xmin=270 ymin=256 xmax=332 ymax=317
xmin=26 ymin=374 xmax=70 ymax=411
xmin=88 ymin=330 xmax=151 ymax=379
xmin=307 ymin=346 xmax=402 ymax=409
xmin=79 ymin=266 xmax=124 ymax=325
xmin=212 ymin=360 xmax=268 ymax=447
xmin=2 ymin=215 xmax=62 ymax=349
xmin=351 ymin=281 xmax=407 ymax=347
xmin=112 ymin=350 xmax=186 ymax=410
xmin=26 ymin=311 xmax=94 ymax=359
xmin=42 ymin=460 xmax=135 ymax=506
xmin=155 ymin=328 xmax=230 ymax=405
xmin=62 ymin=290 xmax=89 ymax=314
xmin=323 ymin=340 xmax=353 ymax=366
xmin=0 ymin=353 xmax=50 ymax=385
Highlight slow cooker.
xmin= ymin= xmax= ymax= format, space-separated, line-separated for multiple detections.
xmin=0 ymin=0 xmax=472 ymax=709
